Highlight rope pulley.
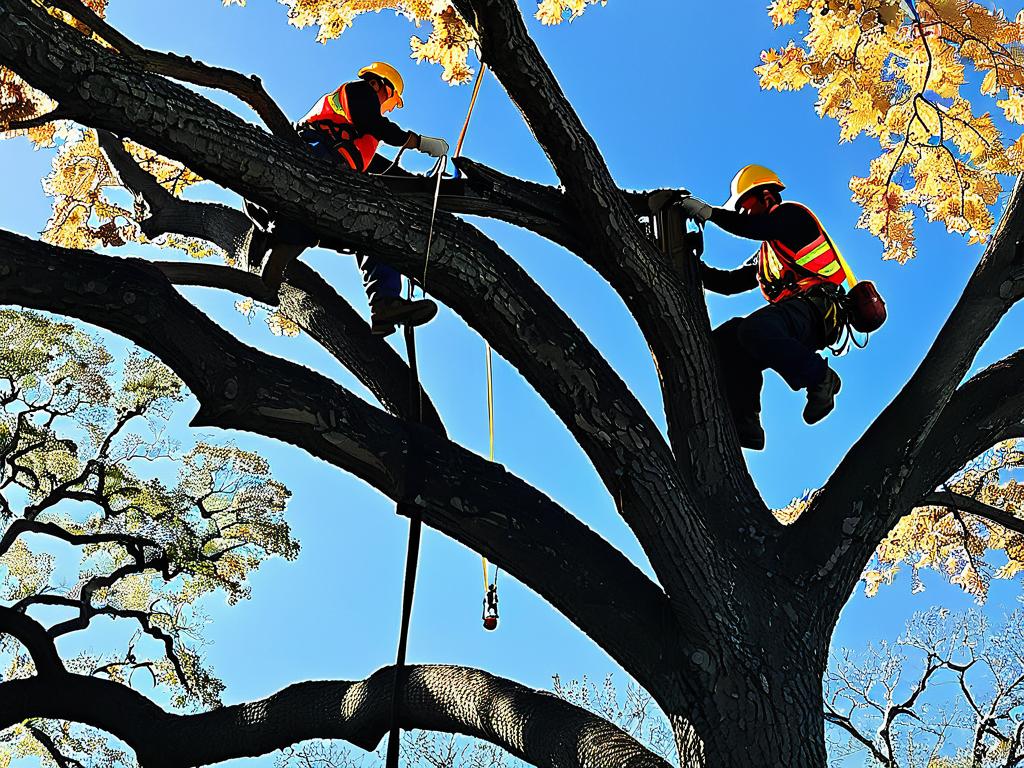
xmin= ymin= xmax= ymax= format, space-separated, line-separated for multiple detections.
xmin=481 ymin=557 xmax=500 ymax=631
xmin=482 ymin=582 xmax=499 ymax=631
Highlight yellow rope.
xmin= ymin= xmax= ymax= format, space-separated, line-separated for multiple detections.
xmin=455 ymin=65 xmax=487 ymax=160
xmin=454 ymin=65 xmax=499 ymax=603
xmin=486 ymin=343 xmax=494 ymax=460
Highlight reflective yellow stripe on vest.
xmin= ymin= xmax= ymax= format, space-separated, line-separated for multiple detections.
xmin=795 ymin=240 xmax=831 ymax=267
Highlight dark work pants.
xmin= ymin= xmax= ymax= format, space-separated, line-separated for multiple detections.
xmin=712 ymin=297 xmax=828 ymax=422
xmin=306 ymin=140 xmax=402 ymax=306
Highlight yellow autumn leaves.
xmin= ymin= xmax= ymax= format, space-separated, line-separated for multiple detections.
xmin=225 ymin=0 xmax=602 ymax=82
xmin=760 ymin=0 xmax=1024 ymax=261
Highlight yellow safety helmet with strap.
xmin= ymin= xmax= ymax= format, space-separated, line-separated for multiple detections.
xmin=358 ymin=61 xmax=405 ymax=111
xmin=726 ymin=164 xmax=785 ymax=209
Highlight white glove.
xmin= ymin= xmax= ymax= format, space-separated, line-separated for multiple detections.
xmin=417 ymin=135 xmax=449 ymax=158
xmin=676 ymin=195 xmax=713 ymax=223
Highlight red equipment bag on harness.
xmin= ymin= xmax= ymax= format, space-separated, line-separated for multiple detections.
xmin=846 ymin=280 xmax=887 ymax=333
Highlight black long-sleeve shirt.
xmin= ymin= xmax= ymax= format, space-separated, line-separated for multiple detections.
xmin=338 ymin=79 xmax=412 ymax=146
xmin=301 ymin=79 xmax=412 ymax=147
xmin=699 ymin=201 xmax=819 ymax=296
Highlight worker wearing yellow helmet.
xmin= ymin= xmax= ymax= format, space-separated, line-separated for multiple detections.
xmin=674 ymin=165 xmax=852 ymax=450
xmin=249 ymin=62 xmax=448 ymax=336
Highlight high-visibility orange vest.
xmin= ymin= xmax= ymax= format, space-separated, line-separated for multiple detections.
xmin=757 ymin=202 xmax=848 ymax=303
xmin=298 ymin=83 xmax=380 ymax=172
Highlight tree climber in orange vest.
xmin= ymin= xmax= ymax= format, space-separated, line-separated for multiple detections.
xmin=676 ymin=165 xmax=847 ymax=451
xmin=249 ymin=62 xmax=449 ymax=337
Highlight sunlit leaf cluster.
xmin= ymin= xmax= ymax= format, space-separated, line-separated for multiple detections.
xmin=863 ymin=441 xmax=1024 ymax=601
xmin=0 ymin=67 xmax=58 ymax=148
xmin=759 ymin=0 xmax=1024 ymax=261
xmin=0 ymin=310 xmax=296 ymax=765
xmin=40 ymin=128 xmax=208 ymax=254
xmin=225 ymin=0 xmax=604 ymax=83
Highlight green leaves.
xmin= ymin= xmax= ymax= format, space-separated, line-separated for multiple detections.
xmin=0 ymin=310 xmax=296 ymax=748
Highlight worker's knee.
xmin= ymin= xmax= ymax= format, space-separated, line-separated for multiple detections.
xmin=735 ymin=315 xmax=776 ymax=353
xmin=712 ymin=317 xmax=744 ymax=350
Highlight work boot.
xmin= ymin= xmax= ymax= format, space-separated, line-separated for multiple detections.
xmin=803 ymin=366 xmax=842 ymax=425
xmin=735 ymin=413 xmax=766 ymax=451
xmin=370 ymin=297 xmax=438 ymax=337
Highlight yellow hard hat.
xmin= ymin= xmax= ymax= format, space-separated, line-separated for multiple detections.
xmin=358 ymin=62 xmax=405 ymax=109
xmin=726 ymin=164 xmax=785 ymax=209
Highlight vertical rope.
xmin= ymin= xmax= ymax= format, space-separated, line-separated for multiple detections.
xmin=455 ymin=66 xmax=501 ymax=608
xmin=385 ymin=154 xmax=446 ymax=768
xmin=384 ymin=324 xmax=424 ymax=768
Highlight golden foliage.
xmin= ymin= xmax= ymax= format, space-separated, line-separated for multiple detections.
xmin=774 ymin=442 xmax=1024 ymax=602
xmin=40 ymin=128 xmax=206 ymax=256
xmin=262 ymin=0 xmax=480 ymax=83
xmin=231 ymin=0 xmax=606 ymax=82
xmin=759 ymin=0 xmax=1024 ymax=261
xmin=536 ymin=0 xmax=606 ymax=26
xmin=0 ymin=311 xmax=296 ymax=744
xmin=0 ymin=67 xmax=58 ymax=148
xmin=863 ymin=442 xmax=1024 ymax=602
xmin=267 ymin=311 xmax=302 ymax=337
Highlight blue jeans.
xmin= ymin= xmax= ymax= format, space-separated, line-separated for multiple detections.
xmin=712 ymin=297 xmax=828 ymax=420
xmin=305 ymin=138 xmax=403 ymax=306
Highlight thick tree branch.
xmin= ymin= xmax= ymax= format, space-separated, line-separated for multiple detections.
xmin=922 ymin=491 xmax=1024 ymax=538
xmin=917 ymin=350 xmax=1024 ymax=482
xmin=440 ymin=158 xmax=583 ymax=252
xmin=0 ymin=231 xmax=683 ymax=692
xmin=97 ymin=129 xmax=444 ymax=430
xmin=789 ymin=175 xmax=1024 ymax=591
xmin=44 ymin=0 xmax=295 ymax=139
xmin=0 ymin=107 xmax=69 ymax=132
xmin=0 ymin=0 xmax=730 ymax=619
xmin=451 ymin=0 xmax=765 ymax=525
xmin=0 ymin=665 xmax=672 ymax=768
xmin=0 ymin=606 xmax=64 ymax=676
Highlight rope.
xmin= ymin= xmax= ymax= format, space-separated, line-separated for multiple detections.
xmin=454 ymin=65 xmax=487 ymax=162
xmin=481 ymin=344 xmax=500 ymax=596
xmin=451 ymin=65 xmax=501 ymax=617
xmin=384 ymin=154 xmax=448 ymax=768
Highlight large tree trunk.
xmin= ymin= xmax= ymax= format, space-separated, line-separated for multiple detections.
xmin=1 ymin=1 xmax=1023 ymax=767
xmin=668 ymin=616 xmax=829 ymax=767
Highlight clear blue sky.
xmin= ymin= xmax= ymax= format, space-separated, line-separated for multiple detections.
xmin=2 ymin=1 xmax=1023 ymax=765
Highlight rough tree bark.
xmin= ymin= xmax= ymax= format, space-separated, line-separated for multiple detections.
xmin=0 ymin=0 xmax=1022 ymax=766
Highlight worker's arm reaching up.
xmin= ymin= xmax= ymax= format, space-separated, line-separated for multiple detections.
xmin=678 ymin=196 xmax=818 ymax=252
xmin=699 ymin=258 xmax=758 ymax=295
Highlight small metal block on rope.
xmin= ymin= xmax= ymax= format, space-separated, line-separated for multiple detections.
xmin=482 ymin=582 xmax=499 ymax=631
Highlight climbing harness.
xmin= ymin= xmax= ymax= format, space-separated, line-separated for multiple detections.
xmin=821 ymin=242 xmax=887 ymax=356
